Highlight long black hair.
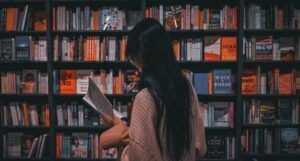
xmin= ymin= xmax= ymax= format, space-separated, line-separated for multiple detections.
xmin=126 ymin=18 xmax=192 ymax=160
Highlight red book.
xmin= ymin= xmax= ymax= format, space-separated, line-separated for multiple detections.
xmin=59 ymin=70 xmax=76 ymax=94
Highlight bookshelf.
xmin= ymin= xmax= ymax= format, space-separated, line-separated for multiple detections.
xmin=0 ymin=0 xmax=299 ymax=161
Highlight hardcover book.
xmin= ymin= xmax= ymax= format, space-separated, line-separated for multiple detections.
xmin=242 ymin=70 xmax=257 ymax=94
xmin=22 ymin=70 xmax=37 ymax=94
xmin=279 ymin=37 xmax=295 ymax=61
xmin=221 ymin=37 xmax=237 ymax=61
xmin=15 ymin=36 xmax=31 ymax=61
xmin=206 ymin=135 xmax=226 ymax=159
xmin=60 ymin=70 xmax=76 ymax=94
xmin=71 ymin=133 xmax=88 ymax=158
xmin=204 ymin=36 xmax=221 ymax=61
xmin=280 ymin=128 xmax=299 ymax=153
xmin=164 ymin=6 xmax=182 ymax=30
xmin=255 ymin=36 xmax=273 ymax=60
xmin=213 ymin=69 xmax=232 ymax=94
xmin=259 ymin=101 xmax=275 ymax=124
xmin=193 ymin=73 xmax=209 ymax=94
xmin=211 ymin=102 xmax=231 ymax=127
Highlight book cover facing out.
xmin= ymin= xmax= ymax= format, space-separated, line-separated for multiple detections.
xmin=213 ymin=69 xmax=231 ymax=94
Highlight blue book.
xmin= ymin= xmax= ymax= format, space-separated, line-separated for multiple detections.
xmin=15 ymin=36 xmax=31 ymax=61
xmin=193 ymin=73 xmax=209 ymax=94
xmin=213 ymin=69 xmax=232 ymax=94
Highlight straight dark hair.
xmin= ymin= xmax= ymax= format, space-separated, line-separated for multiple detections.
xmin=126 ymin=18 xmax=192 ymax=161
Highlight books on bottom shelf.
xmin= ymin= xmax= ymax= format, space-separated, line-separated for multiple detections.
xmin=3 ymin=133 xmax=49 ymax=158
xmin=56 ymin=132 xmax=117 ymax=159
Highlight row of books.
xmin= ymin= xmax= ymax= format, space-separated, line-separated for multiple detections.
xmin=243 ymin=99 xmax=300 ymax=125
xmin=205 ymin=135 xmax=235 ymax=159
xmin=0 ymin=70 xmax=48 ymax=94
xmin=56 ymin=133 xmax=117 ymax=159
xmin=1 ymin=102 xmax=50 ymax=127
xmin=0 ymin=6 xmax=46 ymax=31
xmin=54 ymin=36 xmax=127 ymax=61
xmin=245 ymin=4 xmax=300 ymax=29
xmin=0 ymin=36 xmax=47 ymax=61
xmin=241 ymin=128 xmax=300 ymax=154
xmin=242 ymin=67 xmax=300 ymax=95
xmin=53 ymin=6 xmax=141 ymax=31
xmin=184 ymin=69 xmax=234 ymax=95
xmin=243 ymin=36 xmax=300 ymax=61
xmin=54 ymin=69 xmax=139 ymax=94
xmin=3 ymin=133 xmax=49 ymax=158
xmin=146 ymin=4 xmax=237 ymax=30
xmin=201 ymin=102 xmax=234 ymax=128
xmin=173 ymin=36 xmax=237 ymax=61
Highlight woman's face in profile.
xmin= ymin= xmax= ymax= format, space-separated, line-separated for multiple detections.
xmin=129 ymin=58 xmax=142 ymax=73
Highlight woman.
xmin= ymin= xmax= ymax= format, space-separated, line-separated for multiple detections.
xmin=100 ymin=18 xmax=207 ymax=161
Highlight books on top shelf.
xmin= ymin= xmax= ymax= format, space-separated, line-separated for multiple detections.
xmin=56 ymin=132 xmax=117 ymax=159
xmin=146 ymin=4 xmax=237 ymax=30
xmin=201 ymin=101 xmax=234 ymax=128
xmin=243 ymin=36 xmax=300 ymax=61
xmin=52 ymin=6 xmax=142 ymax=31
xmin=0 ymin=6 xmax=46 ymax=31
xmin=3 ymin=133 xmax=49 ymax=158
xmin=243 ymin=99 xmax=299 ymax=125
xmin=54 ymin=69 xmax=139 ymax=95
xmin=187 ymin=69 xmax=233 ymax=95
xmin=172 ymin=36 xmax=237 ymax=61
xmin=0 ymin=36 xmax=47 ymax=61
xmin=205 ymin=135 xmax=235 ymax=159
xmin=244 ymin=3 xmax=300 ymax=29
xmin=0 ymin=70 xmax=48 ymax=94
xmin=54 ymin=36 xmax=127 ymax=61
xmin=1 ymin=102 xmax=50 ymax=127
xmin=242 ymin=67 xmax=300 ymax=95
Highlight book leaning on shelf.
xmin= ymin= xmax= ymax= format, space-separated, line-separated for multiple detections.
xmin=1 ymin=102 xmax=50 ymax=127
xmin=0 ymin=5 xmax=46 ymax=31
xmin=3 ymin=133 xmax=49 ymax=158
xmin=0 ymin=70 xmax=48 ymax=94
xmin=0 ymin=36 xmax=47 ymax=61
xmin=146 ymin=4 xmax=237 ymax=30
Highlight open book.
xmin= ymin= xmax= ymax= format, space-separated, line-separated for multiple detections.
xmin=82 ymin=77 xmax=127 ymax=125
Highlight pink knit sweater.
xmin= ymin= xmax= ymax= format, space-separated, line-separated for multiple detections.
xmin=120 ymin=86 xmax=207 ymax=161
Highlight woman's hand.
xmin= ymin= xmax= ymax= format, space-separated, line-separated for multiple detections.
xmin=102 ymin=114 xmax=123 ymax=127
xmin=99 ymin=123 xmax=129 ymax=149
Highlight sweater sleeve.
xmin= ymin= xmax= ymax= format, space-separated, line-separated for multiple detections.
xmin=121 ymin=89 xmax=162 ymax=161
xmin=193 ymin=90 xmax=207 ymax=157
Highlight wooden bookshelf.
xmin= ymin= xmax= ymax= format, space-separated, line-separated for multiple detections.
xmin=0 ymin=0 xmax=299 ymax=161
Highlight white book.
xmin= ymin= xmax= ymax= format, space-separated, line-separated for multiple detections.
xmin=273 ymin=39 xmax=280 ymax=60
xmin=28 ymin=137 xmax=39 ymax=158
xmin=83 ymin=77 xmax=126 ymax=125
xmin=159 ymin=5 xmax=164 ymax=25
xmin=10 ymin=103 xmax=19 ymax=126
xmin=39 ymin=38 xmax=47 ymax=61
xmin=29 ymin=105 xmax=39 ymax=126
xmin=76 ymin=70 xmax=93 ymax=94
xmin=56 ymin=105 xmax=63 ymax=126
xmin=78 ymin=105 xmax=84 ymax=126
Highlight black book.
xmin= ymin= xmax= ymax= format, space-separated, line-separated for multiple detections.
xmin=21 ymin=135 xmax=35 ymax=157
xmin=15 ymin=36 xmax=31 ymax=61
xmin=1 ymin=38 xmax=14 ymax=61
xmin=206 ymin=135 xmax=226 ymax=159
xmin=279 ymin=100 xmax=292 ymax=124
xmin=84 ymin=106 xmax=100 ymax=127
xmin=280 ymin=128 xmax=299 ymax=153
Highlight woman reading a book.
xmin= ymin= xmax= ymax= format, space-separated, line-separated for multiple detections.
xmin=100 ymin=18 xmax=207 ymax=161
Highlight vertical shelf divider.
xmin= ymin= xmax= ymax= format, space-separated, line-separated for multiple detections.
xmin=236 ymin=0 xmax=245 ymax=160
xmin=46 ymin=0 xmax=55 ymax=160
